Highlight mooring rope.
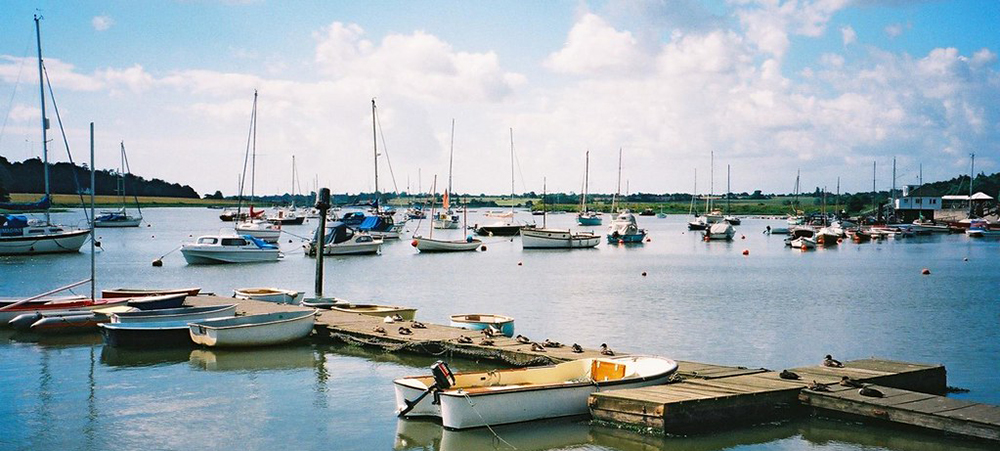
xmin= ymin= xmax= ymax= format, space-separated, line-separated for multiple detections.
xmin=462 ymin=391 xmax=518 ymax=450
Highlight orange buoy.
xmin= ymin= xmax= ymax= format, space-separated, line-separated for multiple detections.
xmin=645 ymin=238 xmax=651 ymax=242
xmin=800 ymin=244 xmax=808 ymax=251
xmin=837 ymin=238 xmax=843 ymax=244
xmin=618 ymin=239 xmax=624 ymax=245
xmin=921 ymin=268 xmax=931 ymax=275
xmin=410 ymin=240 xmax=418 ymax=247
xmin=742 ymin=249 xmax=749 ymax=256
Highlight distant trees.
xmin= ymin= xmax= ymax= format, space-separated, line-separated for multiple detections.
xmin=0 ymin=178 xmax=9 ymax=202
xmin=0 ymin=156 xmax=200 ymax=198
xmin=204 ymin=190 xmax=224 ymax=200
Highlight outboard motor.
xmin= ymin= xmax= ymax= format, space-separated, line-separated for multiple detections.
xmin=398 ymin=360 xmax=455 ymax=417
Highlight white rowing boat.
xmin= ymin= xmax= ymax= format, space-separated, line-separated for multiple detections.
xmin=188 ymin=310 xmax=316 ymax=347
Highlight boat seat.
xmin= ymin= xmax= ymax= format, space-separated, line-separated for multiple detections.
xmin=591 ymin=360 xmax=626 ymax=382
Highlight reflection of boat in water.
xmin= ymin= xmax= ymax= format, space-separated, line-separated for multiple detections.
xmin=395 ymin=417 xmax=593 ymax=451
xmin=188 ymin=346 xmax=318 ymax=371
xmin=100 ymin=344 xmax=192 ymax=367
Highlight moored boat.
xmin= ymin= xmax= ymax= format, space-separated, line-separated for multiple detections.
xmin=126 ymin=292 xmax=188 ymax=310
xmin=234 ymin=287 xmax=302 ymax=304
xmin=521 ymin=226 xmax=600 ymax=249
xmin=704 ymin=222 xmax=735 ymax=241
xmin=111 ymin=304 xmax=237 ymax=324
xmin=474 ymin=222 xmax=522 ymax=237
xmin=305 ymin=222 xmax=382 ymax=256
xmin=102 ymin=287 xmax=202 ymax=298
xmin=180 ymin=234 xmax=280 ymax=264
xmin=394 ymin=355 xmax=678 ymax=429
xmin=607 ymin=210 xmax=647 ymax=243
xmin=414 ymin=236 xmax=482 ymax=253
xmin=330 ymin=303 xmax=417 ymax=321
xmin=99 ymin=321 xmax=196 ymax=348
xmin=188 ymin=310 xmax=316 ymax=347
xmin=0 ymin=298 xmax=129 ymax=324
xmin=449 ymin=314 xmax=514 ymax=337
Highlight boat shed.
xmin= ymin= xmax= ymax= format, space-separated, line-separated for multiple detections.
xmin=893 ymin=185 xmax=942 ymax=222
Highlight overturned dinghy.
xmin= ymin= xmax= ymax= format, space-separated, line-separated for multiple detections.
xmin=394 ymin=355 xmax=678 ymax=430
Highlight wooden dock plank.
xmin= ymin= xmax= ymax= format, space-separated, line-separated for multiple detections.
xmin=799 ymin=384 xmax=1000 ymax=442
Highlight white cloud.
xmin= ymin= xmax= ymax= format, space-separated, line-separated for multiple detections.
xmin=841 ymin=26 xmax=857 ymax=46
xmin=736 ymin=0 xmax=850 ymax=58
xmin=92 ymin=15 xmax=114 ymax=32
xmin=545 ymin=13 xmax=649 ymax=75
xmin=312 ymin=22 xmax=521 ymax=103
xmin=885 ymin=23 xmax=902 ymax=38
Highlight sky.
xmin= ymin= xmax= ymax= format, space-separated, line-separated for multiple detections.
xmin=0 ymin=0 xmax=998 ymax=197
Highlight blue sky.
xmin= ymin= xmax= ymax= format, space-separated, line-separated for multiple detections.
xmin=1 ymin=1 xmax=998 ymax=196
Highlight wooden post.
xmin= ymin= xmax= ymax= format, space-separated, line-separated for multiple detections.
xmin=314 ymin=188 xmax=331 ymax=298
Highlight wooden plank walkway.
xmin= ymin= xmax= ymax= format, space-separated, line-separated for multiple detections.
xmin=589 ymin=358 xmax=947 ymax=434
xmin=186 ymin=295 xmax=997 ymax=442
xmin=185 ymin=295 xmax=616 ymax=366
xmin=800 ymin=384 xmax=1000 ymax=442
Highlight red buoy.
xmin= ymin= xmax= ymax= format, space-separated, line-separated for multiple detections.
xmin=410 ymin=240 xmax=418 ymax=247
xmin=641 ymin=271 xmax=647 ymax=276
xmin=921 ymin=268 xmax=931 ymax=275
xmin=517 ymin=261 xmax=523 ymax=266
xmin=480 ymin=245 xmax=487 ymax=251
xmin=742 ymin=249 xmax=749 ymax=256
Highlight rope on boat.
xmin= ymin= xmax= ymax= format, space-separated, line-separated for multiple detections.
xmin=461 ymin=391 xmax=518 ymax=450
xmin=323 ymin=331 xmax=558 ymax=367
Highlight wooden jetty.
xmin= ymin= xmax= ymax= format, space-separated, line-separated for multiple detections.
xmin=185 ymin=295 xmax=999 ymax=442
xmin=800 ymin=383 xmax=1000 ymax=442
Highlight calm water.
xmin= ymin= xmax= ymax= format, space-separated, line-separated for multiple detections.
xmin=1 ymin=207 xmax=998 ymax=451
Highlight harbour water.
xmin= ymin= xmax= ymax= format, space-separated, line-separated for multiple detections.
xmin=2 ymin=207 xmax=998 ymax=450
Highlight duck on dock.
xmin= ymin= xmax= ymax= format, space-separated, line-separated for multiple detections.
xmin=823 ymin=354 xmax=844 ymax=368
xmin=515 ymin=334 xmax=531 ymax=344
xmin=807 ymin=380 xmax=831 ymax=392
xmin=779 ymin=369 xmax=800 ymax=380
xmin=543 ymin=339 xmax=563 ymax=348
xmin=600 ymin=343 xmax=615 ymax=356
xmin=840 ymin=376 xmax=864 ymax=388
xmin=859 ymin=385 xmax=884 ymax=397
xmin=530 ymin=342 xmax=546 ymax=352
xmin=571 ymin=343 xmax=584 ymax=353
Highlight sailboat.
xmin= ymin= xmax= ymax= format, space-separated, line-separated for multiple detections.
xmin=606 ymin=149 xmax=646 ymax=243
xmin=432 ymin=119 xmax=461 ymax=230
xmin=475 ymin=128 xmax=525 ymax=237
xmin=414 ymin=175 xmax=482 ymax=252
xmin=786 ymin=170 xmax=805 ymax=225
xmin=0 ymin=17 xmax=89 ymax=255
xmin=723 ymin=164 xmax=740 ymax=225
xmin=688 ymin=154 xmax=724 ymax=230
xmin=234 ymin=91 xmax=282 ymax=243
xmin=522 ymin=178 xmax=600 ymax=249
xmin=94 ymin=142 xmax=143 ymax=227
xmin=267 ymin=156 xmax=305 ymax=225
xmin=358 ymin=99 xmax=402 ymax=239
xmin=576 ymin=151 xmax=602 ymax=225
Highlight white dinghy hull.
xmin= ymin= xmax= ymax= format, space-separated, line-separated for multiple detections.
xmin=188 ymin=310 xmax=315 ymax=347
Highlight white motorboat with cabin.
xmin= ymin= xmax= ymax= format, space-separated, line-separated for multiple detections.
xmin=180 ymin=234 xmax=280 ymax=264
xmin=305 ymin=222 xmax=382 ymax=256
xmin=235 ymin=219 xmax=281 ymax=243
xmin=704 ymin=221 xmax=736 ymax=241
xmin=394 ymin=356 xmax=678 ymax=430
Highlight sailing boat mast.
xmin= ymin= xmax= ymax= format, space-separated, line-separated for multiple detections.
xmin=613 ymin=148 xmax=622 ymax=212
xmin=582 ymin=151 xmax=590 ymax=212
xmin=251 ymin=91 xmax=257 ymax=205
xmin=371 ymin=99 xmax=379 ymax=209
xmin=709 ymin=151 xmax=714 ymax=212
xmin=509 ymin=128 xmax=515 ymax=215
xmin=448 ymin=119 xmax=455 ymax=208
xmin=34 ymin=15 xmax=50 ymax=225
xmin=726 ymin=164 xmax=731 ymax=215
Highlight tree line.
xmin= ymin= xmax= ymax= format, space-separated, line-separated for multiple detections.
xmin=0 ymin=156 xmax=199 ymax=200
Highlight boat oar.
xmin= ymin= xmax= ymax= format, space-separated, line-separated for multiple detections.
xmin=0 ymin=278 xmax=92 ymax=311
xmin=152 ymin=245 xmax=182 ymax=267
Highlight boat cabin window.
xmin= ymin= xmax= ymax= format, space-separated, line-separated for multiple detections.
xmin=49 ymin=228 xmax=63 ymax=232
xmin=28 ymin=229 xmax=45 ymax=234
xmin=357 ymin=236 xmax=373 ymax=243
xmin=198 ymin=237 xmax=218 ymax=244
xmin=221 ymin=238 xmax=247 ymax=246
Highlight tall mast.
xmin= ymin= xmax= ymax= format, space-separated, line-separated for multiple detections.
xmin=251 ymin=90 xmax=257 ymax=204
xmin=429 ymin=175 xmax=437 ymax=240
xmin=836 ymin=177 xmax=840 ymax=215
xmin=892 ymin=157 xmax=897 ymax=217
xmin=872 ymin=161 xmax=877 ymax=220
xmin=448 ymin=119 xmax=455 ymax=203
xmin=89 ymin=123 xmax=95 ymax=300
xmin=726 ymin=164 xmax=731 ymax=215
xmin=969 ymin=153 xmax=975 ymax=216
xmin=34 ymin=15 xmax=50 ymax=224
xmin=583 ymin=151 xmax=590 ymax=212
xmin=509 ymin=128 xmax=515 ymax=215
xmin=613 ymin=148 xmax=622 ymax=212
xmin=291 ymin=155 xmax=296 ymax=208
xmin=709 ymin=151 xmax=714 ymax=212
xmin=119 ymin=142 xmax=126 ymax=207
xmin=372 ymin=99 xmax=379 ymax=205
xmin=542 ymin=177 xmax=547 ymax=228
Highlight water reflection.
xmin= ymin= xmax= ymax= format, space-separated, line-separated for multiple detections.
xmin=188 ymin=346 xmax=319 ymax=371
xmin=99 ymin=345 xmax=191 ymax=367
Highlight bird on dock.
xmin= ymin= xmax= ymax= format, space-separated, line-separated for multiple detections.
xmin=542 ymin=339 xmax=563 ymax=348
xmin=515 ymin=334 xmax=531 ymax=344
xmin=391 ymin=314 xmax=404 ymax=322
xmin=859 ymin=385 xmax=884 ymax=398
xmin=530 ymin=342 xmax=547 ymax=352
xmin=482 ymin=327 xmax=497 ymax=338
xmin=779 ymin=369 xmax=800 ymax=380
xmin=479 ymin=338 xmax=495 ymax=346
xmin=457 ymin=335 xmax=472 ymax=344
xmin=571 ymin=343 xmax=584 ymax=353
xmin=398 ymin=327 xmax=413 ymax=336
xmin=823 ymin=355 xmax=844 ymax=368
xmin=372 ymin=326 xmax=386 ymax=334
xmin=807 ymin=380 xmax=830 ymax=392
xmin=600 ymin=343 xmax=615 ymax=356
xmin=411 ymin=321 xmax=426 ymax=329
xmin=840 ymin=376 xmax=864 ymax=388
